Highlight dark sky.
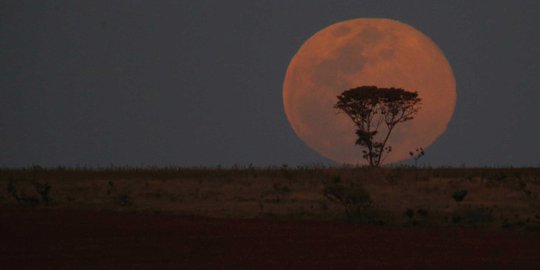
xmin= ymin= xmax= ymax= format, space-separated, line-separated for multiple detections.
xmin=1 ymin=0 xmax=540 ymax=167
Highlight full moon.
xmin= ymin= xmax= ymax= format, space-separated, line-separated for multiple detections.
xmin=283 ymin=18 xmax=456 ymax=165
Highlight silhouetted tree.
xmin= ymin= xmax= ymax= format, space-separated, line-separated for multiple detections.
xmin=335 ymin=86 xmax=421 ymax=166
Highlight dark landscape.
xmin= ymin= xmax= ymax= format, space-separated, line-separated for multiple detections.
xmin=1 ymin=167 xmax=540 ymax=269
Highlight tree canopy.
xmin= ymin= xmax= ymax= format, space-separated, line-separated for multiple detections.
xmin=334 ymin=85 xmax=421 ymax=166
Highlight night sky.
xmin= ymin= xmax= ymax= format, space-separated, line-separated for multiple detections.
xmin=1 ymin=1 xmax=540 ymax=167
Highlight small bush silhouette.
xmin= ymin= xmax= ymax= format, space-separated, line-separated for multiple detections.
xmin=323 ymin=181 xmax=372 ymax=222
xmin=116 ymin=194 xmax=132 ymax=206
xmin=33 ymin=181 xmax=52 ymax=204
xmin=409 ymin=147 xmax=425 ymax=168
xmin=452 ymin=190 xmax=468 ymax=202
xmin=7 ymin=181 xmax=18 ymax=200
xmin=405 ymin=208 xmax=415 ymax=219
xmin=452 ymin=206 xmax=495 ymax=227
xmin=417 ymin=208 xmax=429 ymax=217
xmin=272 ymin=182 xmax=291 ymax=194
xmin=6 ymin=180 xmax=41 ymax=206
xmin=404 ymin=208 xmax=430 ymax=226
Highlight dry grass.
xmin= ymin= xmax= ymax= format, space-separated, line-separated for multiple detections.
xmin=1 ymin=166 xmax=540 ymax=230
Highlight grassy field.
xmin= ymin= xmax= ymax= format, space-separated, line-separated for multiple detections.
xmin=2 ymin=166 xmax=540 ymax=230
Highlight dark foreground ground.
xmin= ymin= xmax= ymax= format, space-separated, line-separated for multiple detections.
xmin=1 ymin=207 xmax=540 ymax=270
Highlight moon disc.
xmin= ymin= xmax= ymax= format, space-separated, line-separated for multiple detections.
xmin=283 ymin=18 xmax=456 ymax=165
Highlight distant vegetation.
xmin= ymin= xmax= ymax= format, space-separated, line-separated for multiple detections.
xmin=1 ymin=166 xmax=540 ymax=230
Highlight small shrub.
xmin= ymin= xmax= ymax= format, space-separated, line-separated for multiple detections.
xmin=323 ymin=181 xmax=372 ymax=223
xmin=405 ymin=208 xmax=415 ymax=219
xmin=318 ymin=200 xmax=328 ymax=211
xmin=502 ymin=216 xmax=531 ymax=230
xmin=489 ymin=172 xmax=507 ymax=182
xmin=116 ymin=194 xmax=132 ymax=206
xmin=409 ymin=147 xmax=425 ymax=168
xmin=7 ymin=181 xmax=18 ymax=201
xmin=452 ymin=190 xmax=468 ymax=202
xmin=417 ymin=208 xmax=429 ymax=217
xmin=452 ymin=206 xmax=495 ymax=227
xmin=385 ymin=170 xmax=403 ymax=185
xmin=6 ymin=181 xmax=40 ymax=206
xmin=33 ymin=182 xmax=52 ymax=204
xmin=106 ymin=181 xmax=115 ymax=196
xmin=405 ymin=208 xmax=430 ymax=226
xmin=272 ymin=182 xmax=291 ymax=194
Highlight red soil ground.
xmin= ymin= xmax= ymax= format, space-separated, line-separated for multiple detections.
xmin=1 ymin=207 xmax=540 ymax=270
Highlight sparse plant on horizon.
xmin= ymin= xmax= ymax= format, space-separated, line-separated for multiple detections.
xmin=116 ymin=194 xmax=132 ymax=206
xmin=7 ymin=181 xmax=20 ymax=202
xmin=451 ymin=205 xmax=495 ymax=227
xmin=6 ymin=180 xmax=40 ymax=206
xmin=33 ymin=181 xmax=52 ymax=204
xmin=409 ymin=147 xmax=425 ymax=167
xmin=272 ymin=182 xmax=291 ymax=195
xmin=452 ymin=190 xmax=468 ymax=202
xmin=335 ymin=86 xmax=422 ymax=167
xmin=404 ymin=208 xmax=430 ymax=226
xmin=405 ymin=208 xmax=415 ymax=219
xmin=106 ymin=180 xmax=115 ymax=196
xmin=323 ymin=180 xmax=373 ymax=222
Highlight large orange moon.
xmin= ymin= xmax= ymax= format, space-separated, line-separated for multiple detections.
xmin=283 ymin=18 xmax=456 ymax=165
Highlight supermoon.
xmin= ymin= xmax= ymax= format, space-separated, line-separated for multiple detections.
xmin=283 ymin=18 xmax=456 ymax=165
